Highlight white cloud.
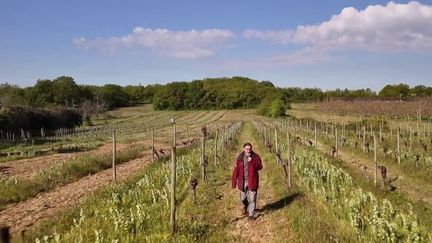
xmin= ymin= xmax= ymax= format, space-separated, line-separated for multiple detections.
xmin=243 ymin=1 xmax=432 ymax=52
xmin=243 ymin=29 xmax=294 ymax=44
xmin=212 ymin=48 xmax=331 ymax=72
xmin=73 ymin=27 xmax=235 ymax=59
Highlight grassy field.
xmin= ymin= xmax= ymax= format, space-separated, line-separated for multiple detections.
xmin=2 ymin=103 xmax=432 ymax=242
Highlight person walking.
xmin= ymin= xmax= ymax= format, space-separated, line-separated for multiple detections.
xmin=231 ymin=142 xmax=263 ymax=220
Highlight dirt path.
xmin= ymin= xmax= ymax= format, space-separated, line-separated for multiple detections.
xmin=0 ymin=115 xmax=231 ymax=237
xmin=218 ymin=124 xmax=292 ymax=242
xmin=313 ymin=139 xmax=432 ymax=204
xmin=0 ymin=155 xmax=149 ymax=235
xmin=0 ymin=140 xmax=189 ymax=236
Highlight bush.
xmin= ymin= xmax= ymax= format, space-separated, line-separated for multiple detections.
xmin=0 ymin=106 xmax=82 ymax=133
xmin=257 ymin=97 xmax=289 ymax=117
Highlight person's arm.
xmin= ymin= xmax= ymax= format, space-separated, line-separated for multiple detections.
xmin=231 ymin=161 xmax=238 ymax=188
xmin=255 ymin=155 xmax=263 ymax=171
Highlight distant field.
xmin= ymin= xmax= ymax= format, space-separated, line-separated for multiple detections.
xmin=287 ymin=102 xmax=362 ymax=124
xmin=289 ymin=102 xmax=432 ymax=131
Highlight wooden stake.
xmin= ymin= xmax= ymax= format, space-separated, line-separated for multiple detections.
xmin=214 ymin=130 xmax=218 ymax=165
xmin=1 ymin=226 xmax=10 ymax=243
xmin=335 ymin=126 xmax=338 ymax=158
xmin=112 ymin=130 xmax=116 ymax=182
xmin=314 ymin=122 xmax=317 ymax=149
xmin=287 ymin=131 xmax=292 ymax=189
xmin=374 ymin=134 xmax=377 ymax=186
xmin=363 ymin=126 xmax=366 ymax=153
xmin=170 ymin=120 xmax=177 ymax=233
xmin=379 ymin=122 xmax=382 ymax=141
xmin=390 ymin=124 xmax=393 ymax=140
xmin=397 ymin=128 xmax=401 ymax=165
xmin=409 ymin=127 xmax=412 ymax=153
xmin=201 ymin=128 xmax=207 ymax=182
xmin=152 ymin=127 xmax=155 ymax=163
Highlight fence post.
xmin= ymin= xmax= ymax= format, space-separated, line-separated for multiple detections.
xmin=112 ymin=130 xmax=116 ymax=182
xmin=1 ymin=226 xmax=10 ymax=243
xmin=151 ymin=127 xmax=155 ymax=163
xmin=335 ymin=126 xmax=338 ymax=158
xmin=275 ymin=128 xmax=278 ymax=155
xmin=314 ymin=122 xmax=317 ymax=149
xmin=287 ymin=131 xmax=292 ymax=189
xmin=170 ymin=118 xmax=177 ymax=233
xmin=374 ymin=134 xmax=377 ymax=186
xmin=397 ymin=128 xmax=401 ymax=165
xmin=363 ymin=126 xmax=366 ymax=153
xmin=201 ymin=127 xmax=207 ymax=182
xmin=214 ymin=130 xmax=218 ymax=165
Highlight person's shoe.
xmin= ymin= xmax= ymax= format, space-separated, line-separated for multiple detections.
xmin=242 ymin=207 xmax=248 ymax=215
xmin=247 ymin=215 xmax=255 ymax=221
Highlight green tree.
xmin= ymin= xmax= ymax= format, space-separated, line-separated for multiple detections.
xmin=100 ymin=84 xmax=131 ymax=109
xmin=379 ymin=83 xmax=410 ymax=99
xmin=410 ymin=85 xmax=432 ymax=98
xmin=0 ymin=83 xmax=26 ymax=107
xmin=184 ymin=80 xmax=205 ymax=109
xmin=153 ymin=82 xmax=188 ymax=110
xmin=52 ymin=76 xmax=80 ymax=107
xmin=26 ymin=79 xmax=55 ymax=107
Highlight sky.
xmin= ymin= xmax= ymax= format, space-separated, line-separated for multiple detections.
xmin=1 ymin=0 xmax=432 ymax=91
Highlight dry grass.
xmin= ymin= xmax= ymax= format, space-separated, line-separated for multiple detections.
xmin=287 ymin=103 xmax=361 ymax=124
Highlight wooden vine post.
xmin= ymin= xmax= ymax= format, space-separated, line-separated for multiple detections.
xmin=335 ymin=126 xmax=338 ymax=158
xmin=390 ymin=124 xmax=393 ymax=140
xmin=363 ymin=126 xmax=366 ymax=153
xmin=201 ymin=126 xmax=208 ymax=182
xmin=112 ymin=130 xmax=117 ymax=182
xmin=170 ymin=118 xmax=177 ymax=233
xmin=374 ymin=133 xmax=377 ymax=186
xmin=41 ymin=127 xmax=45 ymax=138
xmin=379 ymin=122 xmax=382 ymax=141
xmin=287 ymin=131 xmax=292 ymax=189
xmin=151 ymin=127 xmax=155 ymax=163
xmin=1 ymin=226 xmax=10 ymax=243
xmin=275 ymin=128 xmax=278 ymax=156
xmin=314 ymin=122 xmax=317 ymax=149
xmin=397 ymin=128 xmax=401 ymax=165
xmin=409 ymin=127 xmax=412 ymax=153
xmin=214 ymin=130 xmax=218 ymax=165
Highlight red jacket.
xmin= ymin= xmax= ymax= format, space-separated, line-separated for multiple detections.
xmin=231 ymin=151 xmax=263 ymax=191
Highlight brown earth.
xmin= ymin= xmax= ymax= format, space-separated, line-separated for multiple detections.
xmin=0 ymin=141 xmax=191 ymax=236
xmin=0 ymin=110 xmax=234 ymax=237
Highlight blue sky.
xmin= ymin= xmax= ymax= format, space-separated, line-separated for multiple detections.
xmin=1 ymin=0 xmax=432 ymax=91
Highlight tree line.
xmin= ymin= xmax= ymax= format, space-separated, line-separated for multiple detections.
xmin=1 ymin=76 xmax=431 ymax=108
xmin=1 ymin=76 xmax=431 ymax=119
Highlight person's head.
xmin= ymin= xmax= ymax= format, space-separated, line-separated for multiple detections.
xmin=243 ymin=142 xmax=252 ymax=156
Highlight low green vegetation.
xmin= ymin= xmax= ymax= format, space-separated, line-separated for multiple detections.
xmin=0 ymin=143 xmax=146 ymax=209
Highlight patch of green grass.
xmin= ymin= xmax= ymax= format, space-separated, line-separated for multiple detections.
xmin=251 ymin=128 xmax=357 ymax=242
xmin=20 ymin=123 xmax=242 ymax=242
xmin=0 ymin=144 xmax=148 ymax=208
xmin=314 ymin=146 xmax=432 ymax=232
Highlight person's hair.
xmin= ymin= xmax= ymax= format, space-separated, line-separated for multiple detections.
xmin=243 ymin=142 xmax=252 ymax=148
